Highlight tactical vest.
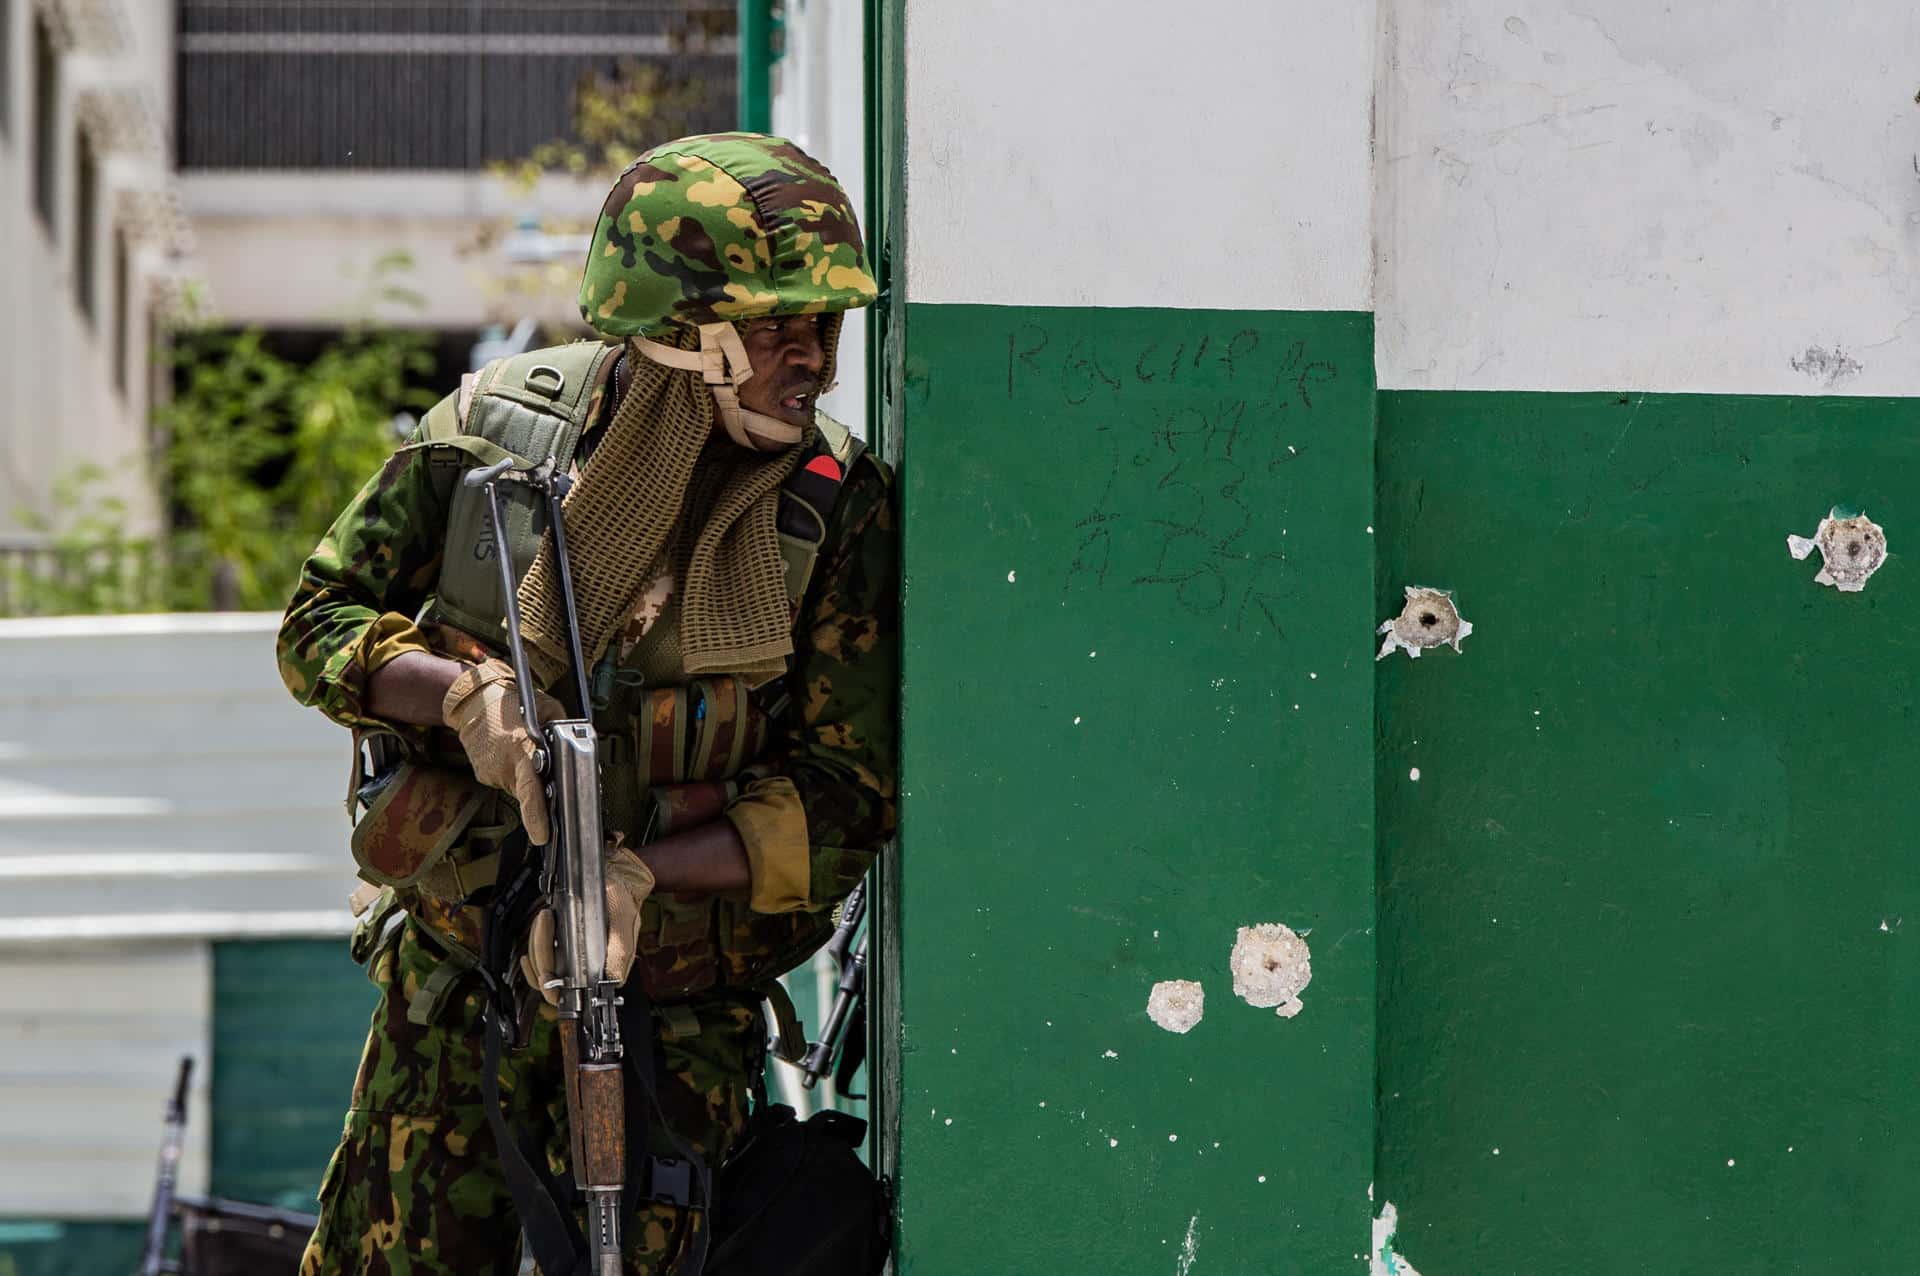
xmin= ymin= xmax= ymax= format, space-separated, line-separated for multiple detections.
xmin=421 ymin=340 xmax=863 ymax=657
xmin=356 ymin=339 xmax=865 ymax=1010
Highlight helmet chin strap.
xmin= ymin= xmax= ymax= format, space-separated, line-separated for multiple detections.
xmin=631 ymin=322 xmax=805 ymax=451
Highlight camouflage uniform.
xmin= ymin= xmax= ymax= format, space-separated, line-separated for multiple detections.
xmin=276 ymin=134 xmax=894 ymax=1275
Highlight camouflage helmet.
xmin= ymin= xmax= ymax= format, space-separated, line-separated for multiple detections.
xmin=578 ymin=132 xmax=877 ymax=338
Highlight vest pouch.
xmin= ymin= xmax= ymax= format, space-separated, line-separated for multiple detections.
xmin=631 ymin=680 xmax=774 ymax=790
xmin=349 ymin=762 xmax=486 ymax=890
xmin=435 ymin=469 xmax=548 ymax=648
xmin=634 ymin=685 xmax=692 ymax=787
xmin=686 ymin=678 xmax=764 ymax=783
xmin=776 ymin=529 xmax=823 ymax=622
xmin=634 ymin=894 xmax=721 ymax=1000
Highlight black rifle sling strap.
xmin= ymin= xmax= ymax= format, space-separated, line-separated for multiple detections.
xmin=477 ymin=830 xmax=591 ymax=1276
xmin=617 ymin=982 xmax=715 ymax=1273
xmin=482 ymin=1012 xmax=587 ymax=1276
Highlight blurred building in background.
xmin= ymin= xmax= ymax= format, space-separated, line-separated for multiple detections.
xmin=0 ymin=0 xmax=184 ymax=552
xmin=177 ymin=0 xmax=733 ymax=362
xmin=0 ymin=0 xmax=737 ymax=546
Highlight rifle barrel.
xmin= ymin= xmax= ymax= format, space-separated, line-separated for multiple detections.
xmin=138 ymin=1056 xmax=193 ymax=1276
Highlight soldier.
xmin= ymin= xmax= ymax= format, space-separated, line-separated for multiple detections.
xmin=277 ymin=133 xmax=896 ymax=1275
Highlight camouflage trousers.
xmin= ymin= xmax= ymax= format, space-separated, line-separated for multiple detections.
xmin=299 ymin=919 xmax=760 ymax=1276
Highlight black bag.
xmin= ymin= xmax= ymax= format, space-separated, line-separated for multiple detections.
xmin=707 ymin=1104 xmax=891 ymax=1275
xmin=174 ymin=1195 xmax=316 ymax=1275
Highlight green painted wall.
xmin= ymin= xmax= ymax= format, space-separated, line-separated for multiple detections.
xmin=0 ymin=1221 xmax=142 ymax=1276
xmin=896 ymin=303 xmax=1376 ymax=1272
xmin=1375 ymin=391 xmax=1920 ymax=1271
xmin=211 ymin=939 xmax=376 ymax=1211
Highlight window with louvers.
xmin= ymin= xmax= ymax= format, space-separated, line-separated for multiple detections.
xmin=176 ymin=0 xmax=738 ymax=171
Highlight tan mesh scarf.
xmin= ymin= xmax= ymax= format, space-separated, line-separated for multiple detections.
xmin=513 ymin=315 xmax=841 ymax=689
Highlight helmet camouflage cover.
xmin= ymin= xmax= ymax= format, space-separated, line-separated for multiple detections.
xmin=579 ymin=132 xmax=878 ymax=338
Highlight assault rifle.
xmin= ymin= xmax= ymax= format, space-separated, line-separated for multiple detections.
xmin=799 ymin=878 xmax=869 ymax=1092
xmin=466 ymin=457 xmax=625 ymax=1276
xmin=138 ymin=1056 xmax=193 ymax=1276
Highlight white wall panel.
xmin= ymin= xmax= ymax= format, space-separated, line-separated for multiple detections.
xmin=0 ymin=614 xmax=358 ymax=946
xmin=905 ymin=0 xmax=1379 ymax=312
xmin=0 ymin=942 xmax=212 ymax=1218
xmin=1377 ymin=0 xmax=1920 ymax=394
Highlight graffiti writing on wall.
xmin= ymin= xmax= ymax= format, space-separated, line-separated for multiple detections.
xmin=1003 ymin=321 xmax=1339 ymax=637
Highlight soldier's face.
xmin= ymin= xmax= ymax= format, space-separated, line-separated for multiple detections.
xmin=733 ymin=315 xmax=827 ymax=431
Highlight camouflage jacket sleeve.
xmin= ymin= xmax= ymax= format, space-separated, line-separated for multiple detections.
xmin=277 ymin=441 xmax=450 ymax=734
xmin=734 ymin=453 xmax=899 ymax=909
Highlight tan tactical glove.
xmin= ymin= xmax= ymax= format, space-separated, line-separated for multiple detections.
xmin=441 ymin=658 xmax=563 ymax=845
xmin=518 ymin=848 xmax=657 ymax=1006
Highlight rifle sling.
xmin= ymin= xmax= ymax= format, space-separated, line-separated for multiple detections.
xmin=483 ymin=1006 xmax=590 ymax=1276
xmin=618 ymin=976 xmax=716 ymax=1272
xmin=479 ymin=830 xmax=589 ymax=1276
xmin=475 ymin=828 xmax=716 ymax=1273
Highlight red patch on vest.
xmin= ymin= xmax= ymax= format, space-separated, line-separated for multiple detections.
xmin=803 ymin=455 xmax=843 ymax=481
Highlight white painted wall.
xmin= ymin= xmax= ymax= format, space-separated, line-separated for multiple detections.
xmin=0 ymin=944 xmax=213 ymax=1217
xmin=0 ymin=613 xmax=357 ymax=945
xmin=0 ymin=612 xmax=356 ymax=1220
xmin=899 ymin=0 xmax=1920 ymax=399
xmin=1376 ymin=0 xmax=1920 ymax=395
xmin=771 ymin=0 xmax=870 ymax=433
xmin=903 ymin=0 xmax=1379 ymax=313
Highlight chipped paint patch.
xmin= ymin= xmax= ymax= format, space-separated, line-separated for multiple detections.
xmin=1377 ymin=587 xmax=1473 ymax=660
xmin=1371 ymin=1202 xmax=1424 ymax=1276
xmin=1787 ymin=508 xmax=1887 ymax=592
xmin=1147 ymin=979 xmax=1206 ymax=1034
xmin=1229 ymin=923 xmax=1312 ymax=1018
xmin=1175 ymin=1215 xmax=1200 ymax=1275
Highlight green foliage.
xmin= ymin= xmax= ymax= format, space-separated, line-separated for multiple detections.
xmin=7 ymin=464 xmax=160 ymax=614
xmin=493 ymin=59 xmax=705 ymax=193
xmin=476 ymin=58 xmax=711 ymax=321
xmin=6 ymin=253 xmax=436 ymax=616
xmin=154 ymin=321 xmax=435 ymax=611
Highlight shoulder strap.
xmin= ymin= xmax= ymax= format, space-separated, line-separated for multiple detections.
xmin=812 ymin=409 xmax=859 ymax=467
xmin=466 ymin=340 xmax=621 ymax=458
xmin=426 ymin=341 xmax=623 ymax=645
xmin=776 ymin=409 xmax=868 ymax=542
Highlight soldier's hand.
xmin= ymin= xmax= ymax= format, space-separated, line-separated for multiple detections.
xmin=440 ymin=658 xmax=563 ymax=845
xmin=519 ymin=849 xmax=657 ymax=1006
